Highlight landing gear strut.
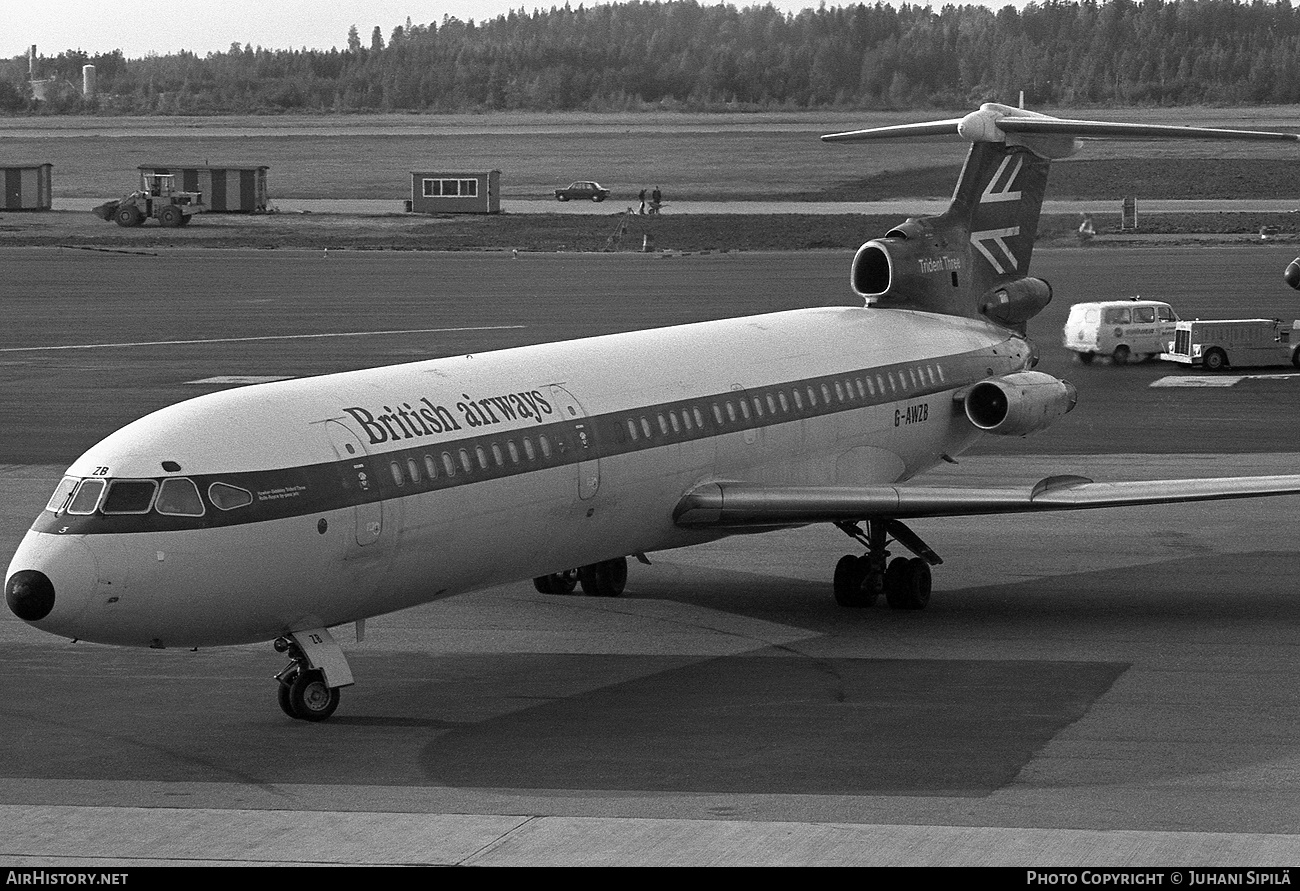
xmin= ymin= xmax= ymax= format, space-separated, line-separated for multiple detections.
xmin=273 ymin=627 xmax=353 ymax=721
xmin=832 ymin=519 xmax=940 ymax=610
xmin=533 ymin=568 xmax=579 ymax=595
xmin=533 ymin=556 xmax=628 ymax=598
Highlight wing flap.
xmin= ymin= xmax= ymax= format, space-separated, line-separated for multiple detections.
xmin=673 ymin=475 xmax=1300 ymax=528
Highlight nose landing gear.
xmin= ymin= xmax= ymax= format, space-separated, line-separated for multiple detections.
xmin=273 ymin=627 xmax=353 ymax=721
xmin=832 ymin=519 xmax=940 ymax=610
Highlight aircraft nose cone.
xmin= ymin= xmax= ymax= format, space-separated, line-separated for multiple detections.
xmin=5 ymin=569 xmax=56 ymax=621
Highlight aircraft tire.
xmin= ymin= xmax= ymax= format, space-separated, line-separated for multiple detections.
xmin=533 ymin=569 xmax=578 ymax=595
xmin=277 ymin=673 xmax=299 ymax=718
xmin=287 ymin=668 xmax=340 ymax=722
xmin=884 ymin=557 xmax=931 ymax=611
xmin=579 ymin=557 xmax=627 ymax=597
xmin=833 ymin=554 xmax=877 ymax=608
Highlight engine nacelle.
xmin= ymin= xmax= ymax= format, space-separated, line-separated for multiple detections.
xmin=850 ymin=218 xmax=964 ymax=306
xmin=963 ymin=371 xmax=1077 ymax=437
xmin=1285 ymin=257 xmax=1300 ymax=290
xmin=978 ymin=277 xmax=1052 ymax=326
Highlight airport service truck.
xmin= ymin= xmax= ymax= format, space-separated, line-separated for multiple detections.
xmin=1160 ymin=318 xmax=1300 ymax=371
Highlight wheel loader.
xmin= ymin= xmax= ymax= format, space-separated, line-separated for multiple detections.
xmin=92 ymin=174 xmax=207 ymax=228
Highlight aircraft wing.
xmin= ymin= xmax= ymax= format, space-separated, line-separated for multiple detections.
xmin=673 ymin=474 xmax=1300 ymax=528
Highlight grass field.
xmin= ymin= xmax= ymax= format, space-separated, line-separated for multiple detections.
xmin=2 ymin=108 xmax=1298 ymax=251
xmin=3 ymin=208 xmax=1297 ymax=252
xmin=3 ymin=107 xmax=1299 ymax=202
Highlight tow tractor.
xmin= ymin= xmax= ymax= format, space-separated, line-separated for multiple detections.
xmin=92 ymin=173 xmax=206 ymax=228
xmin=1160 ymin=318 xmax=1299 ymax=370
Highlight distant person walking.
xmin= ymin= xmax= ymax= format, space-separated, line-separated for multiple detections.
xmin=1077 ymin=213 xmax=1095 ymax=243
xmin=638 ymin=188 xmax=646 ymax=215
xmin=650 ymin=185 xmax=662 ymax=215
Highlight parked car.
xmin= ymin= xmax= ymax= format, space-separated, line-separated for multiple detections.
xmin=555 ymin=181 xmax=610 ymax=202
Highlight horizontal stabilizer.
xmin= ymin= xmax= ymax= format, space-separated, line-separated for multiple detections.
xmin=673 ymin=474 xmax=1300 ymax=527
xmin=821 ymin=103 xmax=1299 ymax=156
xmin=821 ymin=119 xmax=962 ymax=142
xmin=995 ymin=118 xmax=1300 ymax=142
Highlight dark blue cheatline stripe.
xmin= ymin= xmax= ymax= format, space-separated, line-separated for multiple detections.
xmin=33 ymin=343 xmax=1024 ymax=536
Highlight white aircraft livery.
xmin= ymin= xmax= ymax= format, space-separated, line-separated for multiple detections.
xmin=8 ymin=104 xmax=1300 ymax=721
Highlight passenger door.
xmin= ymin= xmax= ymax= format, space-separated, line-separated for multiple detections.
xmin=548 ymin=384 xmax=599 ymax=500
xmin=323 ymin=419 xmax=383 ymax=549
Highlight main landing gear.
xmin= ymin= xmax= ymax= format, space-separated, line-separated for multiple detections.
xmin=273 ymin=627 xmax=354 ymax=722
xmin=832 ymin=518 xmax=941 ymax=610
xmin=533 ymin=556 xmax=628 ymax=598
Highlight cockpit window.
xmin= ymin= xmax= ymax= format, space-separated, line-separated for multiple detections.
xmin=209 ymin=482 xmax=253 ymax=510
xmin=102 ymin=479 xmax=158 ymax=515
xmin=66 ymin=479 xmax=106 ymax=515
xmin=46 ymin=476 xmax=79 ymax=513
xmin=156 ymin=478 xmax=205 ymax=517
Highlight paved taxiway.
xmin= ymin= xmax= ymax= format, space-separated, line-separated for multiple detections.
xmin=3 ymin=246 xmax=1300 ymax=865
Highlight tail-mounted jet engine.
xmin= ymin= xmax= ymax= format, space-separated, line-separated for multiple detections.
xmin=848 ymin=218 xmax=1051 ymax=327
xmin=962 ymin=371 xmax=1077 ymax=437
xmin=1285 ymin=257 xmax=1300 ymax=290
xmin=850 ymin=219 xmax=962 ymax=307
xmin=978 ymin=277 xmax=1052 ymax=327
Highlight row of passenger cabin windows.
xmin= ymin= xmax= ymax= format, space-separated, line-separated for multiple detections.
xmin=47 ymin=476 xmax=254 ymax=518
xmin=387 ymin=431 xmax=557 ymax=487
xmin=617 ymin=364 xmax=947 ymax=444
xmin=380 ymin=363 xmax=950 ymax=487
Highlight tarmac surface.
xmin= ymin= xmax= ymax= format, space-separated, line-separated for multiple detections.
xmin=3 ymin=246 xmax=1300 ymax=866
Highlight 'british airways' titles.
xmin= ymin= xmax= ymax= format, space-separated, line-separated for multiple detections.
xmin=343 ymin=389 xmax=553 ymax=445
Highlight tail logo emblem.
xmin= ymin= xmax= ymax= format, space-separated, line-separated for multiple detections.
xmin=970 ymin=227 xmax=1021 ymax=274
xmin=971 ymin=154 xmax=1024 ymax=272
xmin=980 ymin=155 xmax=1023 ymax=203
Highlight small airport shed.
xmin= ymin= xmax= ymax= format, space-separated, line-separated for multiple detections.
xmin=410 ymin=170 xmax=500 ymax=214
xmin=3 ymin=163 xmax=53 ymax=210
xmin=137 ymin=165 xmax=269 ymax=213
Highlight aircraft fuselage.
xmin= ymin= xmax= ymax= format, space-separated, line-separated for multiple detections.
xmin=7 ymin=305 xmax=1029 ymax=648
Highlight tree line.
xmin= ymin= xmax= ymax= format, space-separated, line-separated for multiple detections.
xmin=5 ymin=0 xmax=1300 ymax=114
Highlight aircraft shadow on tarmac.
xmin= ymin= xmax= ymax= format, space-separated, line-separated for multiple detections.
xmin=8 ymin=549 xmax=1298 ymax=799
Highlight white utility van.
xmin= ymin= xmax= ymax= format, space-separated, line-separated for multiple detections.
xmin=1062 ymin=298 xmax=1180 ymax=364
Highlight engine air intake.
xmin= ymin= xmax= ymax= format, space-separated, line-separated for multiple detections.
xmin=851 ymin=241 xmax=892 ymax=299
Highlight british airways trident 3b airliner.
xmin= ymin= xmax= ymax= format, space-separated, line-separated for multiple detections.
xmin=8 ymin=104 xmax=1300 ymax=721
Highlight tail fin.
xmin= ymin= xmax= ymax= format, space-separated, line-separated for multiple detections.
xmin=941 ymin=139 xmax=1051 ymax=304
xmin=823 ymin=103 xmax=1298 ymax=327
